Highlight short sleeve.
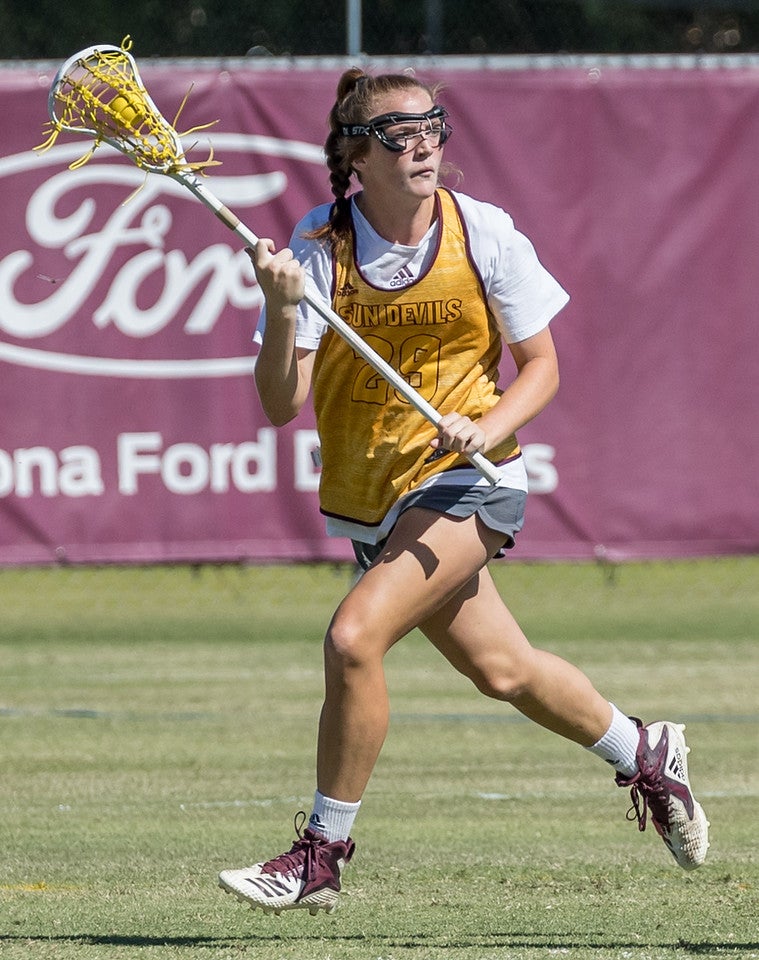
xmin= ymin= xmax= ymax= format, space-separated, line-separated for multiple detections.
xmin=452 ymin=192 xmax=569 ymax=344
xmin=253 ymin=203 xmax=335 ymax=350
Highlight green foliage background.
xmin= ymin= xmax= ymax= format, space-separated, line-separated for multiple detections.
xmin=1 ymin=0 xmax=757 ymax=60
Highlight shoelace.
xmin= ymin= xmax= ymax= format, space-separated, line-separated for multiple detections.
xmin=624 ymin=769 xmax=671 ymax=834
xmin=625 ymin=779 xmax=649 ymax=832
xmin=261 ymin=811 xmax=322 ymax=880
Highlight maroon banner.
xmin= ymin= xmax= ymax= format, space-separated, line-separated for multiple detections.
xmin=1 ymin=59 xmax=757 ymax=564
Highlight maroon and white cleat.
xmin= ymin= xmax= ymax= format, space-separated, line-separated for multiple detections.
xmin=616 ymin=720 xmax=709 ymax=870
xmin=219 ymin=812 xmax=355 ymax=915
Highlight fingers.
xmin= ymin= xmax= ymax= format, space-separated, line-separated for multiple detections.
xmin=431 ymin=412 xmax=487 ymax=456
xmin=247 ymin=239 xmax=305 ymax=306
xmin=248 ymin=237 xmax=276 ymax=268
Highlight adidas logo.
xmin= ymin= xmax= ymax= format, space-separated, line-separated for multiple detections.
xmin=308 ymin=812 xmax=327 ymax=832
xmin=336 ymin=281 xmax=358 ymax=297
xmin=668 ymin=748 xmax=686 ymax=782
xmin=389 ymin=265 xmax=415 ymax=288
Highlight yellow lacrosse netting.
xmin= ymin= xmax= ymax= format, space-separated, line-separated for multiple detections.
xmin=36 ymin=36 xmax=220 ymax=175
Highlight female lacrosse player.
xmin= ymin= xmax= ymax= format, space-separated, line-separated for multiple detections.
xmin=219 ymin=68 xmax=708 ymax=914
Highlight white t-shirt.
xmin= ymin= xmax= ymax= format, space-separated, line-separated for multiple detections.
xmin=256 ymin=191 xmax=569 ymax=349
xmin=254 ymin=191 xmax=569 ymax=543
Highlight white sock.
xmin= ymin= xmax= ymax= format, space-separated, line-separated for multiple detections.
xmin=308 ymin=790 xmax=361 ymax=842
xmin=586 ymin=703 xmax=640 ymax=777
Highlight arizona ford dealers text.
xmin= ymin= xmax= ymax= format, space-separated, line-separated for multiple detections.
xmin=0 ymin=432 xmax=558 ymax=498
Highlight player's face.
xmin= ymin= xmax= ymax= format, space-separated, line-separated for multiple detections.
xmin=353 ymin=89 xmax=444 ymax=204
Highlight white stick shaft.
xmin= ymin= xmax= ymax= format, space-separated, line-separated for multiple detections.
xmin=174 ymin=172 xmax=502 ymax=485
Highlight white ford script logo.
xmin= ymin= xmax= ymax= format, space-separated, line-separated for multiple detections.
xmin=0 ymin=133 xmax=323 ymax=378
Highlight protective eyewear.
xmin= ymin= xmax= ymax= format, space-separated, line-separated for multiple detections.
xmin=340 ymin=106 xmax=452 ymax=153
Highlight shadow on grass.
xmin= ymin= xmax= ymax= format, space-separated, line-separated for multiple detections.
xmin=0 ymin=933 xmax=756 ymax=953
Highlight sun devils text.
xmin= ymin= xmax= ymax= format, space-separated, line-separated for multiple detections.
xmin=337 ymin=298 xmax=463 ymax=328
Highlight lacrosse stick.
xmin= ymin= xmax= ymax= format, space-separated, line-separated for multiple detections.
xmin=37 ymin=38 xmax=502 ymax=485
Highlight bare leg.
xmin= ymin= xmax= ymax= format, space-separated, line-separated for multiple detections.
xmin=316 ymin=508 xmax=498 ymax=800
xmin=316 ymin=508 xmax=613 ymax=802
xmin=420 ymin=561 xmax=613 ymax=745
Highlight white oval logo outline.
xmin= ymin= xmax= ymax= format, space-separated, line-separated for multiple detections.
xmin=0 ymin=133 xmax=325 ymax=378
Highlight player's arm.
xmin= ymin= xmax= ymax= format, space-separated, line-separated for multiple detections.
xmin=432 ymin=325 xmax=559 ymax=456
xmin=251 ymin=239 xmax=316 ymax=426
xmin=486 ymin=324 xmax=560 ymax=441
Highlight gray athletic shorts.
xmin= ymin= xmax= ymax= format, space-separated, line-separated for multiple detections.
xmin=351 ymin=482 xmax=527 ymax=571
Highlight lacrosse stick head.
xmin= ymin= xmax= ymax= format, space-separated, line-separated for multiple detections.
xmin=39 ymin=37 xmax=217 ymax=175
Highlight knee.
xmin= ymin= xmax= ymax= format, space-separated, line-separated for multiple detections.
xmin=468 ymin=657 xmax=534 ymax=703
xmin=324 ymin=606 xmax=376 ymax=673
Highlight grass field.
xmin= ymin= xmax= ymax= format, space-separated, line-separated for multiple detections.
xmin=1 ymin=557 xmax=758 ymax=959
